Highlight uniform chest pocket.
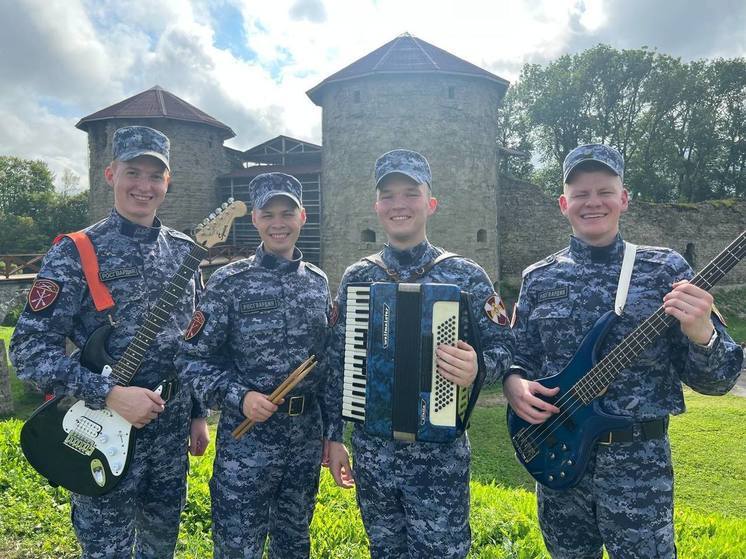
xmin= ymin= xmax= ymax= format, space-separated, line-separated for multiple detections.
xmin=530 ymin=303 xmax=576 ymax=356
xmin=237 ymin=308 xmax=285 ymax=334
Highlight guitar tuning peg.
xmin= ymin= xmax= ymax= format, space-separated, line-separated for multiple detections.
xmin=215 ymin=207 xmax=223 ymax=214
xmin=209 ymin=213 xmax=216 ymax=219
xmin=221 ymin=202 xmax=228 ymax=209
xmin=227 ymin=197 xmax=234 ymax=203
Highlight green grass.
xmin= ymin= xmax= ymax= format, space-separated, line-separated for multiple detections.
xmin=0 ymin=326 xmax=43 ymax=420
xmin=1 ymin=322 xmax=745 ymax=557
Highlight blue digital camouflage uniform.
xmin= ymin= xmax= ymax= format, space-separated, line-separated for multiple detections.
xmin=176 ymin=243 xmax=331 ymax=559
xmin=10 ymin=209 xmax=205 ymax=558
xmin=512 ymin=234 xmax=744 ymax=559
xmin=325 ymin=240 xmax=515 ymax=559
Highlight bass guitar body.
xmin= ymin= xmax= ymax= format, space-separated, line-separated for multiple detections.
xmin=507 ymin=311 xmax=633 ymax=490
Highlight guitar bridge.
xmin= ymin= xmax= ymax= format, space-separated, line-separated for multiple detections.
xmin=64 ymin=431 xmax=96 ymax=456
xmin=513 ymin=429 xmax=538 ymax=462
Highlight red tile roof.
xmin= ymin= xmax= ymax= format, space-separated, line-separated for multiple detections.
xmin=76 ymin=86 xmax=235 ymax=139
xmin=307 ymin=33 xmax=509 ymax=105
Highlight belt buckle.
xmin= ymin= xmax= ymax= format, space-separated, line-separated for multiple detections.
xmin=598 ymin=431 xmax=613 ymax=445
xmin=288 ymin=396 xmax=304 ymax=416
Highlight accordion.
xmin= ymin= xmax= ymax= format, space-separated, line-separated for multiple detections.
xmin=342 ymin=282 xmax=485 ymax=443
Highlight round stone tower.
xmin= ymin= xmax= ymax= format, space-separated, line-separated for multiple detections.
xmin=307 ymin=33 xmax=509 ymax=286
xmin=76 ymin=86 xmax=237 ymax=233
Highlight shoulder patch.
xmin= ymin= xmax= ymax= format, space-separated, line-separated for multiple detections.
xmin=304 ymin=262 xmax=328 ymax=282
xmin=328 ymin=301 xmax=339 ymax=327
xmin=484 ymin=293 xmax=509 ymax=326
xmin=27 ymin=278 xmax=62 ymax=314
xmin=166 ymin=228 xmax=196 ymax=245
xmin=522 ymin=254 xmax=559 ymax=278
xmin=184 ymin=310 xmax=207 ymax=341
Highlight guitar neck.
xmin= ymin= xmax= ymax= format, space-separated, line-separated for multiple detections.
xmin=576 ymin=231 xmax=746 ymax=402
xmin=109 ymin=244 xmax=208 ymax=385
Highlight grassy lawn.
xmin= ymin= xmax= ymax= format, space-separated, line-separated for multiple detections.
xmin=469 ymin=385 xmax=746 ymax=518
xmin=0 ymin=326 xmax=43 ymax=420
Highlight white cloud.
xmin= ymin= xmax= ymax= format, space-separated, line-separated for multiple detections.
xmin=0 ymin=0 xmax=743 ymax=196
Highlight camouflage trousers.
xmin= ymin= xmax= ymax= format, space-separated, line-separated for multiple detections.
xmin=351 ymin=428 xmax=471 ymax=559
xmin=537 ymin=436 xmax=676 ymax=559
xmin=71 ymin=395 xmax=191 ymax=558
xmin=210 ymin=407 xmax=323 ymax=558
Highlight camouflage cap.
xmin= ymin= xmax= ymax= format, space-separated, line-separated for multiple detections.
xmin=563 ymin=143 xmax=624 ymax=183
xmin=249 ymin=172 xmax=302 ymax=209
xmin=374 ymin=149 xmax=432 ymax=189
xmin=112 ymin=126 xmax=170 ymax=171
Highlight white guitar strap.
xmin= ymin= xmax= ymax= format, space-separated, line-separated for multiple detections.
xmin=615 ymin=241 xmax=637 ymax=316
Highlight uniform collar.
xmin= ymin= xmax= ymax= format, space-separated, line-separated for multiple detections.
xmin=569 ymin=233 xmax=626 ymax=264
xmin=381 ymin=240 xmax=439 ymax=272
xmin=109 ymin=209 xmax=161 ymax=242
xmin=255 ymin=243 xmax=302 ymax=273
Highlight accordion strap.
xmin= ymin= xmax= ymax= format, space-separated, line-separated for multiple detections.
xmin=362 ymin=250 xmax=459 ymax=282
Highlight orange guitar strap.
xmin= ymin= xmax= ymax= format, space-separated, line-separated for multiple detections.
xmin=53 ymin=232 xmax=115 ymax=312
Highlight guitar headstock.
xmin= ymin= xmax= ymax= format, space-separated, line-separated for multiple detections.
xmin=194 ymin=199 xmax=248 ymax=248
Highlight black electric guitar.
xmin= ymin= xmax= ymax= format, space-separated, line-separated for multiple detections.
xmin=20 ymin=200 xmax=247 ymax=496
xmin=507 ymin=231 xmax=745 ymax=490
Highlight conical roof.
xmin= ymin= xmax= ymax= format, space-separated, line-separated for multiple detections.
xmin=76 ymin=86 xmax=235 ymax=139
xmin=307 ymin=32 xmax=508 ymax=105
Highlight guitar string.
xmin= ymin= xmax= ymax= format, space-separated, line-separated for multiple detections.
xmin=514 ymin=236 xmax=745 ymax=460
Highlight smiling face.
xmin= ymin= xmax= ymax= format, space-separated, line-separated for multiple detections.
xmin=374 ymin=175 xmax=438 ymax=250
xmin=105 ymin=156 xmax=169 ymax=226
xmin=251 ymin=196 xmax=306 ymax=260
xmin=559 ymin=169 xmax=629 ymax=246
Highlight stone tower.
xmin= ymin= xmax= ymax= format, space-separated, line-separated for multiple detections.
xmin=76 ymin=86 xmax=238 ymax=233
xmin=307 ymin=33 xmax=509 ymax=285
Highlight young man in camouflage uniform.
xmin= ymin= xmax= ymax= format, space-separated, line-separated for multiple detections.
xmin=11 ymin=126 xmax=210 ymax=558
xmin=503 ymin=143 xmax=744 ymax=558
xmin=324 ymin=149 xmax=515 ymax=558
xmin=176 ymin=173 xmax=330 ymax=558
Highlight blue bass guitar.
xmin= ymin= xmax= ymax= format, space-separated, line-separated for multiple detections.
xmin=507 ymin=230 xmax=745 ymax=490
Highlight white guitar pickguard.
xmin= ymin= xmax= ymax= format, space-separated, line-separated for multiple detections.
xmin=61 ymin=400 xmax=132 ymax=478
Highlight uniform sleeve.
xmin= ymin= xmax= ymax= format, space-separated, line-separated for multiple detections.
xmin=462 ymin=267 xmax=514 ymax=386
xmin=322 ymin=272 xmax=354 ymax=442
xmin=316 ymin=285 xmax=334 ymax=438
xmin=9 ymin=239 xmax=117 ymax=409
xmin=509 ymin=275 xmax=544 ymax=380
xmin=175 ymin=275 xmax=249 ymax=414
xmin=666 ymin=255 xmax=744 ymax=394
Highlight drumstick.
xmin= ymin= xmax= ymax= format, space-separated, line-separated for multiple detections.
xmin=232 ymin=356 xmax=317 ymax=439
xmin=232 ymin=359 xmax=317 ymax=439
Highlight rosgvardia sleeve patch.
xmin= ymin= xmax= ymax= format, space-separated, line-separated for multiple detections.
xmin=184 ymin=310 xmax=207 ymax=342
xmin=27 ymin=278 xmax=62 ymax=315
xmin=484 ymin=293 xmax=509 ymax=326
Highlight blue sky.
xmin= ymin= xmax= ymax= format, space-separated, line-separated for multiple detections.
xmin=0 ymin=0 xmax=744 ymax=191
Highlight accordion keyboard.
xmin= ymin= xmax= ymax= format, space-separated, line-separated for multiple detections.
xmin=342 ymin=285 xmax=370 ymax=422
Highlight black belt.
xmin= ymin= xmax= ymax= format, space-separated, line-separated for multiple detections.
xmin=276 ymin=394 xmax=316 ymax=416
xmin=598 ymin=418 xmax=667 ymax=445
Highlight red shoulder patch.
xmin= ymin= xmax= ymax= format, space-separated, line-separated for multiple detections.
xmin=184 ymin=310 xmax=206 ymax=341
xmin=28 ymin=279 xmax=61 ymax=312
xmin=484 ymin=294 xmax=509 ymax=326
xmin=328 ymin=302 xmax=339 ymax=328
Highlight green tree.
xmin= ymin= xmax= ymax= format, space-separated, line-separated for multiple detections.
xmin=0 ymin=156 xmax=89 ymax=252
xmin=0 ymin=156 xmax=56 ymax=217
xmin=499 ymin=45 xmax=746 ymax=201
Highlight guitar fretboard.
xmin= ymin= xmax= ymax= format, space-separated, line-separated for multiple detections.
xmin=109 ymin=244 xmax=208 ymax=385
xmin=574 ymin=231 xmax=746 ymax=404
